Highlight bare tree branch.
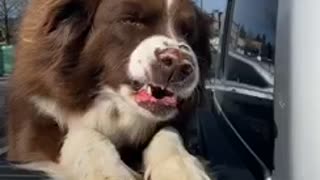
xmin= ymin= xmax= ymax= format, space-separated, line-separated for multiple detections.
xmin=0 ymin=0 xmax=28 ymax=44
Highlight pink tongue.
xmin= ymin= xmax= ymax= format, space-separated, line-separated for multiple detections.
xmin=134 ymin=90 xmax=177 ymax=107
xmin=161 ymin=96 xmax=177 ymax=107
xmin=135 ymin=91 xmax=157 ymax=103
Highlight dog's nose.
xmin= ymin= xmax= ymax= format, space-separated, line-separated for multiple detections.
xmin=154 ymin=48 xmax=194 ymax=83
xmin=156 ymin=48 xmax=181 ymax=67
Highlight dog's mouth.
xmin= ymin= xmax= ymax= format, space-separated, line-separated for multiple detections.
xmin=132 ymin=82 xmax=178 ymax=115
xmin=134 ymin=84 xmax=177 ymax=106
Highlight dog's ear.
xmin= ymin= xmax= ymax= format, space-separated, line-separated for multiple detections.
xmin=190 ymin=8 xmax=213 ymax=109
xmin=41 ymin=0 xmax=100 ymax=34
xmin=193 ymin=8 xmax=213 ymax=81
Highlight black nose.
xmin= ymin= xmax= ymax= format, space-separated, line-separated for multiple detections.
xmin=154 ymin=48 xmax=194 ymax=83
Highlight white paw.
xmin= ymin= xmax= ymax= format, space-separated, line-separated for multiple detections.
xmin=64 ymin=152 xmax=142 ymax=180
xmin=79 ymin=162 xmax=140 ymax=180
xmin=145 ymin=155 xmax=212 ymax=180
xmin=59 ymin=128 xmax=142 ymax=180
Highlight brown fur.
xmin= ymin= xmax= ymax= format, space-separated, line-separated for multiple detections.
xmin=7 ymin=0 xmax=212 ymax=164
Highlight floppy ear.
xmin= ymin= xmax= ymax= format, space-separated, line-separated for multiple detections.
xmin=193 ymin=8 xmax=213 ymax=81
xmin=31 ymin=0 xmax=101 ymax=76
xmin=190 ymin=8 xmax=213 ymax=108
xmin=39 ymin=0 xmax=98 ymax=36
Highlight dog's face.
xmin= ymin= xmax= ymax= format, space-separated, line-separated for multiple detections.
xmin=91 ymin=0 xmax=204 ymax=120
xmin=17 ymin=0 xmax=211 ymax=122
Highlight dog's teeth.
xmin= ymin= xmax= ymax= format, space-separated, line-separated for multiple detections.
xmin=142 ymin=85 xmax=148 ymax=90
xmin=147 ymin=86 xmax=152 ymax=94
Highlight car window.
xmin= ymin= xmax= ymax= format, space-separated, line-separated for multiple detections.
xmin=192 ymin=0 xmax=278 ymax=180
xmin=222 ymin=0 xmax=276 ymax=89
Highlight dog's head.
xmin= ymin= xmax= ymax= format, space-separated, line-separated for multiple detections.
xmin=15 ymin=0 xmax=212 ymax=121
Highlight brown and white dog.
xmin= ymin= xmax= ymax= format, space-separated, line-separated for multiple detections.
xmin=7 ymin=0 xmax=213 ymax=179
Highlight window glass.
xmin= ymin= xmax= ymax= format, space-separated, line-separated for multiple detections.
xmin=225 ymin=0 xmax=276 ymax=89
xmin=193 ymin=0 xmax=278 ymax=179
xmin=210 ymin=0 xmax=278 ymax=179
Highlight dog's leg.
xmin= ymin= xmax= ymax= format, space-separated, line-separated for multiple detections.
xmin=143 ymin=127 xmax=212 ymax=180
xmin=60 ymin=125 xmax=140 ymax=180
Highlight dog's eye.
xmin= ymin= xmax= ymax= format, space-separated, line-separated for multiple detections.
xmin=120 ymin=16 xmax=145 ymax=28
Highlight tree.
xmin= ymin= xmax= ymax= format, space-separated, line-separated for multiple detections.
xmin=239 ymin=25 xmax=247 ymax=39
xmin=0 ymin=0 xmax=28 ymax=44
xmin=261 ymin=34 xmax=267 ymax=44
xmin=266 ymin=42 xmax=274 ymax=60
xmin=255 ymin=34 xmax=262 ymax=42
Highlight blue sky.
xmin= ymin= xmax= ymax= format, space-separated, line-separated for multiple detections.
xmin=194 ymin=0 xmax=278 ymax=44
xmin=233 ymin=0 xmax=278 ymax=44
xmin=194 ymin=0 xmax=227 ymax=12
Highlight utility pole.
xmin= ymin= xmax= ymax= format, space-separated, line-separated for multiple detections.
xmin=200 ymin=0 xmax=203 ymax=9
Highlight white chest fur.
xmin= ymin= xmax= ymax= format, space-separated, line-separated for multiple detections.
xmin=31 ymin=86 xmax=160 ymax=148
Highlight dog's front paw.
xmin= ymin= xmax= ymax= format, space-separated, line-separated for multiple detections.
xmin=145 ymin=155 xmax=212 ymax=180
xmin=82 ymin=162 xmax=140 ymax=180
xmin=60 ymin=128 xmax=142 ymax=180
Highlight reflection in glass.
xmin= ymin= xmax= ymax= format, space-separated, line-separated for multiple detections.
xmin=198 ymin=0 xmax=279 ymax=179
xmin=225 ymin=0 xmax=277 ymax=88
